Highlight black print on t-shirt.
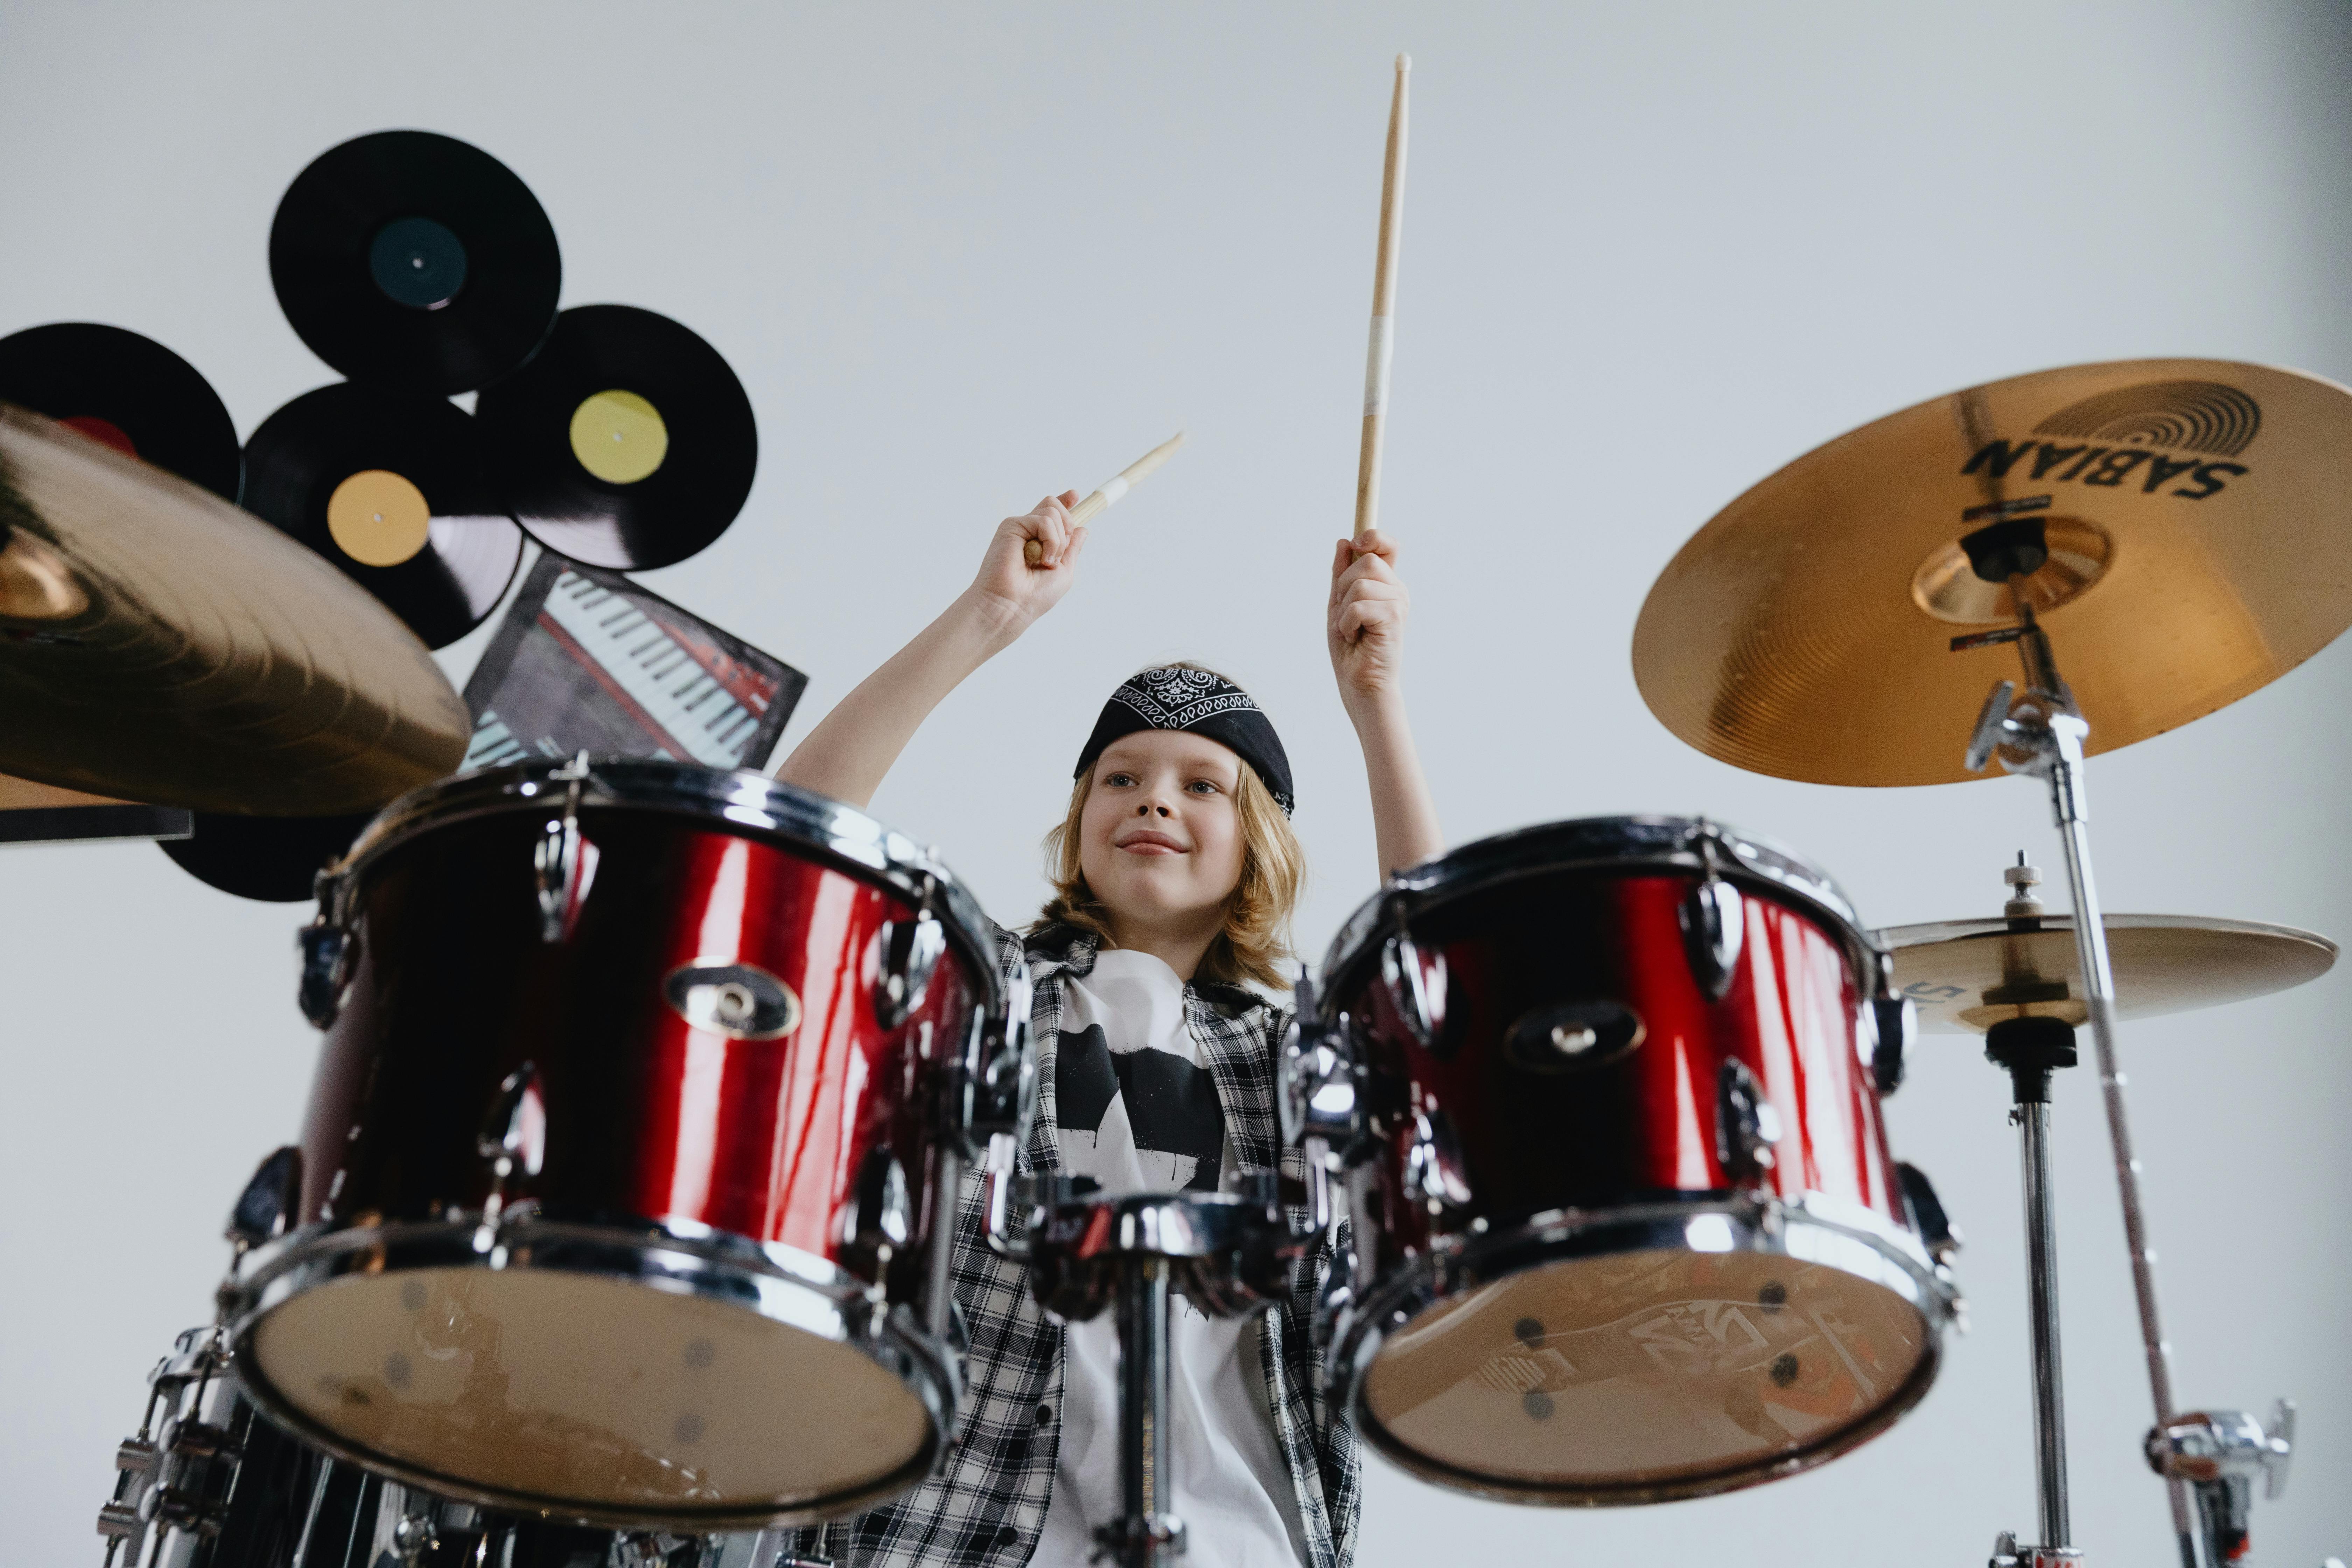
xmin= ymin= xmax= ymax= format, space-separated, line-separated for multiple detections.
xmin=1056 ymin=1025 xmax=1225 ymax=1191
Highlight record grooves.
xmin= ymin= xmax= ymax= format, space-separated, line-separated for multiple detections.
xmin=242 ymin=383 xmax=523 ymax=649
xmin=477 ymin=303 xmax=758 ymax=570
xmin=271 ymin=131 xmax=562 ymax=394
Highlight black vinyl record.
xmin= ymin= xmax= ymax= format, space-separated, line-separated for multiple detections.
xmin=476 ymin=304 xmax=757 ymax=570
xmin=161 ymin=810 xmax=371 ymax=901
xmin=0 ymin=322 xmax=241 ymax=499
xmin=271 ymin=131 xmax=562 ymax=395
xmin=242 ymin=383 xmax=523 ymax=649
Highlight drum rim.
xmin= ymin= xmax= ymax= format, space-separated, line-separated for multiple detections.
xmin=220 ymin=1213 xmax=957 ymax=1530
xmin=326 ymin=757 xmax=1000 ymax=1003
xmin=1323 ymin=1190 xmax=1959 ymax=1506
xmin=1317 ymin=814 xmax=1875 ymax=996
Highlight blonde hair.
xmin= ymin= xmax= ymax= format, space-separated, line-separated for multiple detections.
xmin=1037 ymin=694 xmax=1306 ymax=992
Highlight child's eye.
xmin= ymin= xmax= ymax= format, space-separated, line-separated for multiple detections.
xmin=1105 ymin=772 xmax=1137 ymax=788
xmin=1187 ymin=779 xmax=1220 ymax=795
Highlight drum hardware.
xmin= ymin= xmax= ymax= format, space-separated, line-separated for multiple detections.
xmin=532 ymin=755 xmax=595 ymax=944
xmin=1005 ymin=1178 xmax=1311 ymax=1567
xmin=1989 ymin=1532 xmax=2085 ymax=1568
xmin=840 ymin=1148 xmax=915 ymax=1283
xmin=1882 ymin=894 xmax=2338 ymax=1568
xmin=295 ymin=918 xmax=357 ymax=1029
xmin=229 ymin=1147 xmax=306 ymax=1253
xmin=2146 ymin=1401 xmax=2296 ymax=1565
xmin=1500 ymin=1000 xmax=1644 ymax=1074
xmin=1867 ymin=951 xmax=1918 ymax=1094
xmin=872 ymin=872 xmax=945 ymax=1029
xmin=1894 ymin=1165 xmax=1963 ymax=1268
xmin=1278 ymin=976 xmax=1359 ymax=1240
xmin=1961 ymin=610 xmax=2277 ymax=1567
xmin=474 ymin=1063 xmax=546 ymax=1249
xmin=663 ymin=961 xmax=802 ymax=1041
xmin=1377 ymin=901 xmax=1445 ymax=1049
xmin=1403 ymin=1108 xmax=1474 ymax=1214
xmin=1677 ymin=825 xmax=1745 ymax=1001
xmin=98 ymin=1328 xmax=241 ymax=1565
xmin=1983 ymin=1003 xmax=2082 ymax=1561
xmin=1713 ymin=1061 xmax=1781 ymax=1184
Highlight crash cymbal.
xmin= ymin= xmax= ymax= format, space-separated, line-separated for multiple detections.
xmin=1632 ymin=359 xmax=2352 ymax=785
xmin=0 ymin=404 xmax=469 ymax=815
xmin=1879 ymin=913 xmax=2337 ymax=1034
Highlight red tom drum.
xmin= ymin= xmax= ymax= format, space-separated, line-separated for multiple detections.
xmin=1312 ymin=817 xmax=1959 ymax=1504
xmin=219 ymin=760 xmax=1029 ymax=1530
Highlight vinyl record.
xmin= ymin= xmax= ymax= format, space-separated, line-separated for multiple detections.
xmin=242 ymin=383 xmax=523 ymax=649
xmin=161 ymin=810 xmax=371 ymax=901
xmin=476 ymin=304 xmax=757 ymax=569
xmin=0 ymin=322 xmax=241 ymax=499
xmin=271 ymin=130 xmax=562 ymax=394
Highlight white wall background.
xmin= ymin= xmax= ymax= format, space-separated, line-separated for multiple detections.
xmin=4 ymin=3 xmax=2349 ymax=1563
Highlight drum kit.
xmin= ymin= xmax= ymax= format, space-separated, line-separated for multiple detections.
xmin=10 ymin=346 xmax=2352 ymax=1568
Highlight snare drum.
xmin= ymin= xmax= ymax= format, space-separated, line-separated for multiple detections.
xmin=1309 ymin=817 xmax=1959 ymax=1504
xmin=218 ymin=761 xmax=1030 ymax=1530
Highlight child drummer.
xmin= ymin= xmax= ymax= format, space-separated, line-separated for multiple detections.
xmin=774 ymin=491 xmax=1442 ymax=1568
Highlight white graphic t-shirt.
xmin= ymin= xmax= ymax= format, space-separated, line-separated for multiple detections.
xmin=1032 ymin=948 xmax=1311 ymax=1568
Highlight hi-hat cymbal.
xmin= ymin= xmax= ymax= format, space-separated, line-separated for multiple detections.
xmin=1879 ymin=913 xmax=2337 ymax=1034
xmin=1633 ymin=359 xmax=2352 ymax=785
xmin=0 ymin=405 xmax=469 ymax=815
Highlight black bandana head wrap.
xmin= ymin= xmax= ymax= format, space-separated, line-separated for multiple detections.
xmin=1074 ymin=665 xmax=1295 ymax=817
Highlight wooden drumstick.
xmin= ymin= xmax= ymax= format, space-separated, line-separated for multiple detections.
xmin=1354 ymin=53 xmax=1410 ymax=542
xmin=1023 ymin=430 xmax=1188 ymax=565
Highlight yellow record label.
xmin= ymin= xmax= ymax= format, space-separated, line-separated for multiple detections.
xmin=569 ymin=389 xmax=668 ymax=484
xmin=326 ymin=469 xmax=431 ymax=567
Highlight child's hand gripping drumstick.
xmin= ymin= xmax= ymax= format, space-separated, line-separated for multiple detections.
xmin=1022 ymin=431 xmax=1188 ymax=566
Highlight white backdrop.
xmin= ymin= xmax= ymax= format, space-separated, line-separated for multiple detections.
xmin=4 ymin=3 xmax=2349 ymax=1563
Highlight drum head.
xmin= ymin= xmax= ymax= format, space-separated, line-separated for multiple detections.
xmin=246 ymin=1268 xmax=933 ymax=1518
xmin=1360 ymin=1248 xmax=1932 ymax=1499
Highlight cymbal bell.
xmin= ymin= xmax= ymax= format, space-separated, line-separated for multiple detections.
xmin=0 ymin=404 xmax=469 ymax=815
xmin=1633 ymin=359 xmax=2352 ymax=785
xmin=1878 ymin=913 xmax=2337 ymax=1035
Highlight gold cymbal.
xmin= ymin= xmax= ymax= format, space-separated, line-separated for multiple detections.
xmin=1633 ymin=359 xmax=2352 ymax=785
xmin=0 ymin=404 xmax=469 ymax=815
xmin=1879 ymin=913 xmax=2337 ymax=1035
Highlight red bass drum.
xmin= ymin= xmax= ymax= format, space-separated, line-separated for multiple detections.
xmin=219 ymin=761 xmax=1030 ymax=1530
xmin=1310 ymin=817 xmax=1960 ymax=1505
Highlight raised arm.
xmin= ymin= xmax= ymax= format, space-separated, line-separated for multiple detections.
xmin=1327 ymin=529 xmax=1443 ymax=877
xmin=775 ymin=491 xmax=1085 ymax=810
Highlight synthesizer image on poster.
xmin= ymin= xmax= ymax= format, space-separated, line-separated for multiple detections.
xmin=461 ymin=553 xmax=804 ymax=772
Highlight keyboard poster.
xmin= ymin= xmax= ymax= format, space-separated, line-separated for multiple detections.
xmin=461 ymin=554 xmax=807 ymax=774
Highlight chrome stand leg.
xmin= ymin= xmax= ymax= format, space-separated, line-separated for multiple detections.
xmin=1970 ymin=661 xmax=2197 ymax=1566
xmin=2046 ymin=773 xmax=2199 ymax=1568
xmin=2019 ymin=1099 xmax=2070 ymax=1547
xmin=1098 ymin=1256 xmax=1184 ymax=1567
xmin=1986 ymin=1013 xmax=2079 ymax=1558
xmin=1962 ymin=597 xmax=2302 ymax=1563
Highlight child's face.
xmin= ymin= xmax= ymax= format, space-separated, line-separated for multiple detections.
xmin=1078 ymin=730 xmax=1247 ymax=940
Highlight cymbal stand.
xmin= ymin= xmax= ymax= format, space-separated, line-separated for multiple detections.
xmin=1975 ymin=853 xmax=2083 ymax=1568
xmin=1968 ymin=600 xmax=2294 ymax=1568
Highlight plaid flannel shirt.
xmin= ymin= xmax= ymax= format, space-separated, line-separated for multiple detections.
xmin=780 ymin=924 xmax=1360 ymax=1568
